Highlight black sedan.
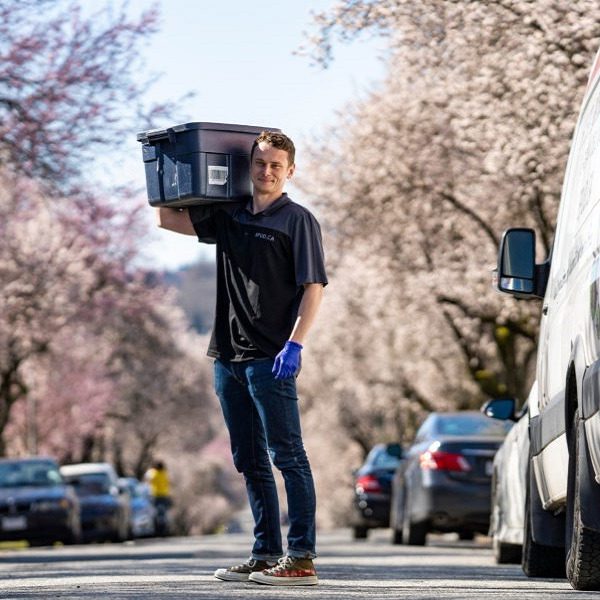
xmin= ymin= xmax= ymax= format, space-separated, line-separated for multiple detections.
xmin=390 ymin=411 xmax=509 ymax=545
xmin=0 ymin=457 xmax=81 ymax=545
xmin=351 ymin=443 xmax=404 ymax=539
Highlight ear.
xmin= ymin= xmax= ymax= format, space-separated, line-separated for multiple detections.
xmin=287 ymin=164 xmax=296 ymax=180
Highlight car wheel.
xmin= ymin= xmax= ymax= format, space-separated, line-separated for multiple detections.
xmin=493 ymin=535 xmax=522 ymax=564
xmin=522 ymin=466 xmax=565 ymax=577
xmin=63 ymin=526 xmax=81 ymax=546
xmin=403 ymin=518 xmax=427 ymax=545
xmin=111 ymin=514 xmax=128 ymax=543
xmin=566 ymin=410 xmax=600 ymax=590
xmin=402 ymin=497 xmax=427 ymax=546
xmin=353 ymin=526 xmax=368 ymax=540
xmin=391 ymin=528 xmax=403 ymax=545
xmin=490 ymin=469 xmax=519 ymax=563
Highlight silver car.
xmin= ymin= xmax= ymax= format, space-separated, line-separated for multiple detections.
xmin=482 ymin=383 xmax=534 ymax=564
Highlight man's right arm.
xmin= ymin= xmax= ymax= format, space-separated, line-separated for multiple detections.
xmin=155 ymin=207 xmax=196 ymax=235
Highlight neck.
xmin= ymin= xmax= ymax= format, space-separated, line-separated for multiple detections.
xmin=252 ymin=191 xmax=283 ymax=214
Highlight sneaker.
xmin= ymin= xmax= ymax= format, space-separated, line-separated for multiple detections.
xmin=214 ymin=558 xmax=276 ymax=582
xmin=248 ymin=555 xmax=318 ymax=586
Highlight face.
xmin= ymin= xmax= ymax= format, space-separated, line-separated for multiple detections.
xmin=250 ymin=142 xmax=295 ymax=199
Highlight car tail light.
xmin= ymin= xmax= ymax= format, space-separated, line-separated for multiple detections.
xmin=419 ymin=450 xmax=471 ymax=472
xmin=355 ymin=474 xmax=383 ymax=494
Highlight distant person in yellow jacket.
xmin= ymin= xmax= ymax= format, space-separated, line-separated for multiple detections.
xmin=144 ymin=460 xmax=171 ymax=506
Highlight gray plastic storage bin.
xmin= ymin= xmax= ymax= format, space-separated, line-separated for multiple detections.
xmin=136 ymin=122 xmax=280 ymax=207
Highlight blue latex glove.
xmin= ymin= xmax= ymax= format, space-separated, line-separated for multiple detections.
xmin=272 ymin=341 xmax=303 ymax=380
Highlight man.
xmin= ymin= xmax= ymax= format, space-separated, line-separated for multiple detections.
xmin=156 ymin=131 xmax=327 ymax=586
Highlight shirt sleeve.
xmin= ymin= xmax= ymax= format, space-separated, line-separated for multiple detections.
xmin=188 ymin=205 xmax=218 ymax=243
xmin=292 ymin=211 xmax=328 ymax=287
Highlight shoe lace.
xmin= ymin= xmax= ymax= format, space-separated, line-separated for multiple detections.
xmin=272 ymin=555 xmax=295 ymax=572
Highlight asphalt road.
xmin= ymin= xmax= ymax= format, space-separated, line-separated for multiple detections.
xmin=0 ymin=530 xmax=591 ymax=599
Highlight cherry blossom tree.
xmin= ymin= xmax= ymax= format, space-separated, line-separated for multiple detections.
xmin=6 ymin=324 xmax=118 ymax=459
xmin=0 ymin=0 xmax=191 ymax=456
xmin=102 ymin=289 xmax=218 ymax=478
xmin=0 ymin=173 xmax=99 ymax=454
xmin=299 ymin=0 xmax=600 ymax=406
xmin=0 ymin=1 xmax=236 ymax=532
xmin=293 ymin=2 xmax=600 ymax=525
xmin=0 ymin=170 xmax=146 ymax=452
xmin=0 ymin=0 xmax=174 ymax=186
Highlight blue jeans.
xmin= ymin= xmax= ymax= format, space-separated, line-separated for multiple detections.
xmin=214 ymin=358 xmax=316 ymax=560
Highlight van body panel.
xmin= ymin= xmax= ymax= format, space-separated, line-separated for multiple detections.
xmin=533 ymin=63 xmax=600 ymax=509
xmin=532 ymin=436 xmax=568 ymax=511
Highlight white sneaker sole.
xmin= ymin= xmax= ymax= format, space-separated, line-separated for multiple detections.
xmin=248 ymin=572 xmax=318 ymax=586
xmin=214 ymin=569 xmax=251 ymax=582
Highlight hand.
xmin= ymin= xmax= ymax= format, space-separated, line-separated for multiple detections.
xmin=272 ymin=341 xmax=303 ymax=380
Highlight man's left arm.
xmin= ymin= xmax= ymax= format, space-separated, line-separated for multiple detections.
xmin=289 ymin=283 xmax=324 ymax=345
xmin=272 ymin=283 xmax=324 ymax=379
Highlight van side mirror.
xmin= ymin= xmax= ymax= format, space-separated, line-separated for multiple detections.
xmin=481 ymin=397 xmax=518 ymax=422
xmin=496 ymin=228 xmax=548 ymax=299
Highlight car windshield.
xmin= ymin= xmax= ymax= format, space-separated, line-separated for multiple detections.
xmin=63 ymin=473 xmax=112 ymax=496
xmin=132 ymin=483 xmax=150 ymax=498
xmin=123 ymin=480 xmax=148 ymax=498
xmin=0 ymin=461 xmax=62 ymax=487
xmin=372 ymin=453 xmax=402 ymax=469
xmin=369 ymin=445 xmax=404 ymax=469
xmin=435 ymin=414 xmax=510 ymax=437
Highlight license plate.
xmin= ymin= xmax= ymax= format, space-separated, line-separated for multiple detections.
xmin=485 ymin=460 xmax=494 ymax=477
xmin=2 ymin=516 xmax=27 ymax=531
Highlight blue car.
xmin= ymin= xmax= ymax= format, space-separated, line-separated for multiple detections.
xmin=60 ymin=463 xmax=130 ymax=543
xmin=118 ymin=477 xmax=156 ymax=538
xmin=0 ymin=457 xmax=81 ymax=545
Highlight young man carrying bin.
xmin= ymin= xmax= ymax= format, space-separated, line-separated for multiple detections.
xmin=155 ymin=131 xmax=327 ymax=586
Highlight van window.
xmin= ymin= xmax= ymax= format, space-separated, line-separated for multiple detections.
xmin=549 ymin=77 xmax=600 ymax=295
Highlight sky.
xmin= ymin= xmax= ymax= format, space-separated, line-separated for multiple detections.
xmin=115 ymin=0 xmax=387 ymax=270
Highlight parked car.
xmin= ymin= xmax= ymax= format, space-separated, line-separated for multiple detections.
xmin=482 ymin=384 xmax=533 ymax=564
xmin=60 ymin=463 xmax=130 ymax=543
xmin=351 ymin=443 xmax=404 ymax=539
xmin=118 ymin=477 xmax=156 ymax=538
xmin=390 ymin=411 xmax=509 ymax=545
xmin=495 ymin=47 xmax=600 ymax=590
xmin=0 ymin=457 xmax=80 ymax=545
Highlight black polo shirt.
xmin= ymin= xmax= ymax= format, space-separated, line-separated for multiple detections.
xmin=188 ymin=193 xmax=328 ymax=361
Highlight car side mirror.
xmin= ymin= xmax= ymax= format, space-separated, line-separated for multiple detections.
xmin=481 ymin=397 xmax=518 ymax=422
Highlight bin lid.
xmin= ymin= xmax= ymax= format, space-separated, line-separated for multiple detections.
xmin=136 ymin=121 xmax=280 ymax=143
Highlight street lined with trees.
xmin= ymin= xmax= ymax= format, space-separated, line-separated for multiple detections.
xmin=2 ymin=0 xmax=600 ymax=536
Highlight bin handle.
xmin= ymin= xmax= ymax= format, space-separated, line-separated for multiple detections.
xmin=145 ymin=127 xmax=177 ymax=145
xmin=148 ymin=129 xmax=176 ymax=204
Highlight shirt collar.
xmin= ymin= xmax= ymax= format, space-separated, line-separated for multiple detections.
xmin=244 ymin=193 xmax=290 ymax=217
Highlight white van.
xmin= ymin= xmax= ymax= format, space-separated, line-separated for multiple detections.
xmin=497 ymin=49 xmax=600 ymax=590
